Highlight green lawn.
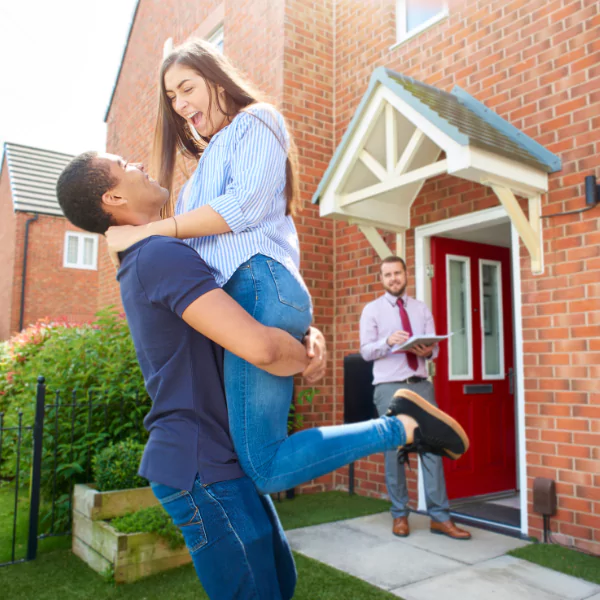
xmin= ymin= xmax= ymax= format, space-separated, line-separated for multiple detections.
xmin=1 ymin=549 xmax=398 ymax=600
xmin=1 ymin=486 xmax=389 ymax=563
xmin=274 ymin=490 xmax=390 ymax=530
xmin=0 ymin=485 xmax=70 ymax=564
xmin=509 ymin=543 xmax=600 ymax=585
xmin=0 ymin=489 xmax=397 ymax=599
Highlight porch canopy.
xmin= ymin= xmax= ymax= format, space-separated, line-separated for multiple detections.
xmin=312 ymin=68 xmax=561 ymax=274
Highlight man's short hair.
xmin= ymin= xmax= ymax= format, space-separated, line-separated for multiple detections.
xmin=380 ymin=255 xmax=407 ymax=272
xmin=56 ymin=152 xmax=118 ymax=234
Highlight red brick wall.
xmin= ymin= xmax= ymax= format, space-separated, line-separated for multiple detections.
xmin=103 ymin=0 xmax=600 ymax=552
xmin=0 ymin=159 xmax=17 ymax=340
xmin=101 ymin=0 xmax=289 ymax=310
xmin=9 ymin=214 xmax=99 ymax=335
xmin=333 ymin=0 xmax=600 ymax=554
xmin=281 ymin=0 xmax=336 ymax=493
xmin=104 ymin=0 xmax=337 ymax=492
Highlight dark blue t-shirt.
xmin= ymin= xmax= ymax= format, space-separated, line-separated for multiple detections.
xmin=117 ymin=236 xmax=244 ymax=491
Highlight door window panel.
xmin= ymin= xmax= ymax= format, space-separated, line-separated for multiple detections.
xmin=447 ymin=256 xmax=472 ymax=379
xmin=480 ymin=261 xmax=504 ymax=379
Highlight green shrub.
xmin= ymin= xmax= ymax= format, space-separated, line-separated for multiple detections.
xmin=288 ymin=387 xmax=318 ymax=433
xmin=0 ymin=309 xmax=148 ymax=424
xmin=111 ymin=505 xmax=184 ymax=550
xmin=0 ymin=308 xmax=150 ymax=533
xmin=92 ymin=438 xmax=147 ymax=492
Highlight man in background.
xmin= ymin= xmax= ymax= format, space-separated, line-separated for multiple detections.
xmin=360 ymin=256 xmax=471 ymax=540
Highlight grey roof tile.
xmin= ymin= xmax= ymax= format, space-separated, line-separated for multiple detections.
xmin=312 ymin=68 xmax=561 ymax=204
xmin=3 ymin=143 xmax=74 ymax=216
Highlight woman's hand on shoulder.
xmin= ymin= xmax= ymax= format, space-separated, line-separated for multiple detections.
xmin=105 ymin=224 xmax=150 ymax=268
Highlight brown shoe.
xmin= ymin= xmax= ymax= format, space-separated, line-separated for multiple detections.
xmin=430 ymin=520 xmax=471 ymax=540
xmin=392 ymin=516 xmax=409 ymax=537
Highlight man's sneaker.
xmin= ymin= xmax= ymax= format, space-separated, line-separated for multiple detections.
xmin=386 ymin=389 xmax=469 ymax=464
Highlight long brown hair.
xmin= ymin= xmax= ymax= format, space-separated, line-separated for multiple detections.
xmin=152 ymin=38 xmax=300 ymax=219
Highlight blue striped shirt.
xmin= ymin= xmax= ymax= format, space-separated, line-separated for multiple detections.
xmin=178 ymin=103 xmax=305 ymax=289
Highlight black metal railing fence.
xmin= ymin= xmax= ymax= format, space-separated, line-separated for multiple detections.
xmin=0 ymin=377 xmax=146 ymax=567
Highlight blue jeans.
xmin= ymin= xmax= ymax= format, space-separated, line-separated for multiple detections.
xmin=224 ymin=255 xmax=406 ymax=494
xmin=151 ymin=476 xmax=296 ymax=600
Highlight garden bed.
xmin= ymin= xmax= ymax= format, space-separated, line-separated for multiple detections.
xmin=72 ymin=483 xmax=191 ymax=583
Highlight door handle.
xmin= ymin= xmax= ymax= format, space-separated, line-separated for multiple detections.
xmin=508 ymin=367 xmax=514 ymax=395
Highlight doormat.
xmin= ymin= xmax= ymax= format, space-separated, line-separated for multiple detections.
xmin=452 ymin=502 xmax=520 ymax=527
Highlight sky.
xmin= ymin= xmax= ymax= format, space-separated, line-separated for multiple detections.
xmin=0 ymin=0 xmax=139 ymax=156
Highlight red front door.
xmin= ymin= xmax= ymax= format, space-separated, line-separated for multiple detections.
xmin=431 ymin=236 xmax=516 ymax=500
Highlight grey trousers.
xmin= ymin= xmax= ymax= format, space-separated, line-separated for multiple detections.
xmin=373 ymin=380 xmax=450 ymax=523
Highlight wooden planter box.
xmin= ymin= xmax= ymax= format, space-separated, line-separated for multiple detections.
xmin=72 ymin=483 xmax=191 ymax=583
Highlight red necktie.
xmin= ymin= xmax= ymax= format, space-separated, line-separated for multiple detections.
xmin=397 ymin=298 xmax=418 ymax=371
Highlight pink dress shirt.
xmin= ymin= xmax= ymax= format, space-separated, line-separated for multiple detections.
xmin=359 ymin=292 xmax=439 ymax=385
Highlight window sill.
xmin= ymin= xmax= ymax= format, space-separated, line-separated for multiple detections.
xmin=63 ymin=264 xmax=98 ymax=271
xmin=390 ymin=11 xmax=449 ymax=51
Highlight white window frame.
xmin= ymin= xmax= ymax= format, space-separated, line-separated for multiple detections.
xmin=394 ymin=0 xmax=449 ymax=47
xmin=479 ymin=259 xmax=505 ymax=381
xmin=446 ymin=254 xmax=473 ymax=381
xmin=208 ymin=25 xmax=224 ymax=53
xmin=163 ymin=37 xmax=174 ymax=59
xmin=63 ymin=232 xmax=99 ymax=271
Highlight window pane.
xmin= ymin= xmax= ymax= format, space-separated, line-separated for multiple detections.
xmin=83 ymin=237 xmax=95 ymax=266
xmin=208 ymin=26 xmax=224 ymax=53
xmin=448 ymin=259 xmax=469 ymax=377
xmin=406 ymin=0 xmax=445 ymax=32
xmin=66 ymin=235 xmax=79 ymax=265
xmin=482 ymin=263 xmax=502 ymax=376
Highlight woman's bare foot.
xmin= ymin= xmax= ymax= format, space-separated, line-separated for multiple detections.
xmin=396 ymin=415 xmax=418 ymax=445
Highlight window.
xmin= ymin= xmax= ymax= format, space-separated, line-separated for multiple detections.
xmin=479 ymin=260 xmax=505 ymax=379
xmin=63 ymin=232 xmax=98 ymax=270
xmin=163 ymin=37 xmax=174 ymax=59
xmin=208 ymin=25 xmax=224 ymax=53
xmin=396 ymin=0 xmax=448 ymax=43
xmin=446 ymin=255 xmax=472 ymax=380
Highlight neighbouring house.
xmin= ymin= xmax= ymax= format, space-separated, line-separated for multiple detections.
xmin=0 ymin=142 xmax=100 ymax=339
xmin=100 ymin=0 xmax=599 ymax=554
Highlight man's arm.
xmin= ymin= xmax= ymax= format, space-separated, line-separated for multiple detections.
xmin=182 ymin=288 xmax=309 ymax=377
xmin=302 ymin=326 xmax=327 ymax=384
xmin=136 ymin=238 xmax=309 ymax=377
xmin=359 ymin=305 xmax=392 ymax=361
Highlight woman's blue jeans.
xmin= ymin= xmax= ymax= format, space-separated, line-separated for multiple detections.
xmin=151 ymin=476 xmax=296 ymax=600
xmin=223 ymin=255 xmax=406 ymax=494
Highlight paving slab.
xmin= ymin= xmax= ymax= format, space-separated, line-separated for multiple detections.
xmin=287 ymin=520 xmax=462 ymax=589
xmin=393 ymin=555 xmax=600 ymax=600
xmin=338 ymin=512 xmax=530 ymax=564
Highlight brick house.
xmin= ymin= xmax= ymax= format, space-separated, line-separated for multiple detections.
xmin=102 ymin=0 xmax=599 ymax=554
xmin=0 ymin=143 xmax=100 ymax=340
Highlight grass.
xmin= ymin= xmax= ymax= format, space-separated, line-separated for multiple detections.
xmin=0 ymin=485 xmax=70 ymax=564
xmin=274 ymin=490 xmax=391 ymax=530
xmin=509 ymin=543 xmax=600 ymax=585
xmin=0 ymin=489 xmax=397 ymax=598
xmin=0 ymin=549 xmax=399 ymax=600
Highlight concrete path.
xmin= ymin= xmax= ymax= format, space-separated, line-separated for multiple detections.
xmin=287 ymin=512 xmax=600 ymax=600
